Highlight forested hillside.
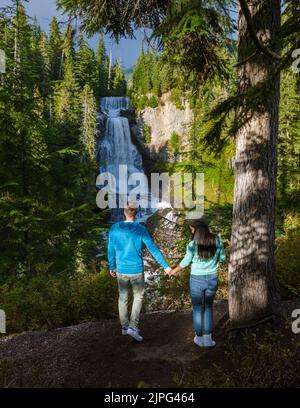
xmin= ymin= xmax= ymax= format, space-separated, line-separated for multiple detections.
xmin=0 ymin=2 xmax=128 ymax=332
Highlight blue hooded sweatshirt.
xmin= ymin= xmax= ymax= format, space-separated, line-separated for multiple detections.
xmin=108 ymin=221 xmax=168 ymax=274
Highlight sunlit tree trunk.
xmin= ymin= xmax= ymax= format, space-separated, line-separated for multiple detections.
xmin=229 ymin=0 xmax=281 ymax=325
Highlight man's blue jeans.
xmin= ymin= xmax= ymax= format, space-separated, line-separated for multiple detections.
xmin=117 ymin=273 xmax=145 ymax=330
xmin=190 ymin=273 xmax=218 ymax=336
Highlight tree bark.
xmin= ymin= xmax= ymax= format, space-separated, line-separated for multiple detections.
xmin=228 ymin=0 xmax=281 ymax=326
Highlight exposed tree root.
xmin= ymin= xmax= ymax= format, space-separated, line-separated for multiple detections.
xmin=223 ymin=314 xmax=280 ymax=335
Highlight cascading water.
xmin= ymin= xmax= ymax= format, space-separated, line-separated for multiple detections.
xmin=96 ymin=97 xmax=175 ymax=287
xmin=97 ymin=97 xmax=152 ymax=222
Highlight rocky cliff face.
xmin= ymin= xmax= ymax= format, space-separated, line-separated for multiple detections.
xmin=129 ymin=92 xmax=194 ymax=162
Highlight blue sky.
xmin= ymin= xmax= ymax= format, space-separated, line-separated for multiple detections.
xmin=0 ymin=0 xmax=145 ymax=69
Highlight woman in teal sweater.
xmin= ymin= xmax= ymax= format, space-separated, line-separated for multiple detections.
xmin=169 ymin=218 xmax=225 ymax=347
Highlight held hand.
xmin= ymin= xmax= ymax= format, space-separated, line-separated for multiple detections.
xmin=168 ymin=268 xmax=179 ymax=277
xmin=168 ymin=265 xmax=183 ymax=277
xmin=110 ymin=270 xmax=117 ymax=278
xmin=164 ymin=266 xmax=172 ymax=276
xmin=166 ymin=268 xmax=177 ymax=278
xmin=168 ymin=269 xmax=175 ymax=277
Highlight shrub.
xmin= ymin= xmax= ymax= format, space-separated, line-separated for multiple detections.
xmin=276 ymin=230 xmax=300 ymax=298
xmin=143 ymin=124 xmax=151 ymax=144
xmin=170 ymin=88 xmax=184 ymax=110
xmin=169 ymin=131 xmax=180 ymax=154
xmin=147 ymin=95 xmax=158 ymax=108
xmin=0 ymin=269 xmax=118 ymax=333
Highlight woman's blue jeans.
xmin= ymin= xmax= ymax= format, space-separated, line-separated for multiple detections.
xmin=190 ymin=273 xmax=218 ymax=336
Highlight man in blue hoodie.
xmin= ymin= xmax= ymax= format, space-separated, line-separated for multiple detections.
xmin=108 ymin=203 xmax=171 ymax=341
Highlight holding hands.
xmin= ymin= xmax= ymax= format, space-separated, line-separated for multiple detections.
xmin=166 ymin=265 xmax=183 ymax=277
xmin=110 ymin=267 xmax=181 ymax=278
xmin=153 ymin=266 xmax=182 ymax=277
xmin=167 ymin=269 xmax=175 ymax=277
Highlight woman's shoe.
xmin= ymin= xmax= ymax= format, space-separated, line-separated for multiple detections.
xmin=127 ymin=328 xmax=143 ymax=342
xmin=194 ymin=335 xmax=204 ymax=347
xmin=203 ymin=334 xmax=216 ymax=347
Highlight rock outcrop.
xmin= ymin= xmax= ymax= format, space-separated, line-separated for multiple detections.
xmin=129 ymin=92 xmax=194 ymax=162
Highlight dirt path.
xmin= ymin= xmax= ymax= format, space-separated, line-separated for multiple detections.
xmin=0 ymin=301 xmax=228 ymax=388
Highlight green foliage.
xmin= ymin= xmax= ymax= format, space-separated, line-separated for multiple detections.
xmin=132 ymin=44 xmax=152 ymax=95
xmin=170 ymin=88 xmax=184 ymax=110
xmin=153 ymin=0 xmax=235 ymax=88
xmin=143 ymin=124 xmax=151 ymax=144
xmin=110 ymin=59 xmax=127 ymax=96
xmin=148 ymin=95 xmax=158 ymax=108
xmin=275 ymin=213 xmax=300 ymax=298
xmin=0 ymin=269 xmax=118 ymax=333
xmin=95 ymin=33 xmax=110 ymax=98
xmin=130 ymin=47 xmax=178 ymax=108
xmin=74 ymin=36 xmax=98 ymax=91
xmin=57 ymin=0 xmax=235 ymax=87
xmin=49 ymin=16 xmax=63 ymax=81
xmin=0 ymin=1 xmax=112 ymax=333
xmin=130 ymin=94 xmax=158 ymax=110
xmin=278 ymin=70 xmax=300 ymax=199
xmin=80 ymin=84 xmax=97 ymax=160
xmin=169 ymin=131 xmax=180 ymax=154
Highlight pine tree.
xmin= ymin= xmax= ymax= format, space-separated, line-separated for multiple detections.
xmin=49 ymin=16 xmax=62 ymax=81
xmin=75 ymin=35 xmax=97 ymax=92
xmin=60 ymin=24 xmax=75 ymax=80
xmin=132 ymin=43 xmax=152 ymax=96
xmin=0 ymin=1 xmax=50 ymax=276
xmin=0 ymin=1 xmax=103 ymax=281
xmin=80 ymin=84 xmax=97 ymax=160
xmin=111 ymin=59 xmax=126 ymax=96
xmin=95 ymin=33 xmax=109 ymax=98
xmin=228 ymin=1 xmax=281 ymax=325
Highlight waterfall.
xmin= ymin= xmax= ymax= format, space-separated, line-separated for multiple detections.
xmin=97 ymin=96 xmax=151 ymax=221
xmin=96 ymin=97 xmax=173 ymax=286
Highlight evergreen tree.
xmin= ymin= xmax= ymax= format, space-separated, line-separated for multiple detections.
xmin=0 ymin=1 xmax=104 ymax=281
xmin=95 ymin=33 xmax=109 ymax=98
xmin=110 ymin=59 xmax=126 ymax=96
xmin=0 ymin=1 xmax=50 ymax=276
xmin=49 ymin=16 xmax=62 ymax=81
xmin=74 ymin=35 xmax=97 ymax=92
xmin=60 ymin=24 xmax=75 ymax=79
xmin=132 ymin=43 xmax=152 ymax=96
xmin=80 ymin=84 xmax=97 ymax=160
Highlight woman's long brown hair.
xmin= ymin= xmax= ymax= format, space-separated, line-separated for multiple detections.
xmin=188 ymin=218 xmax=217 ymax=259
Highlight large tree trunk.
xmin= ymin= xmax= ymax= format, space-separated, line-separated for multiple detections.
xmin=228 ymin=0 xmax=281 ymax=326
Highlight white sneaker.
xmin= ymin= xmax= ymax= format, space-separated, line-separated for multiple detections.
xmin=203 ymin=334 xmax=216 ymax=347
xmin=127 ymin=328 xmax=143 ymax=342
xmin=194 ymin=335 xmax=204 ymax=347
xmin=121 ymin=327 xmax=128 ymax=336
